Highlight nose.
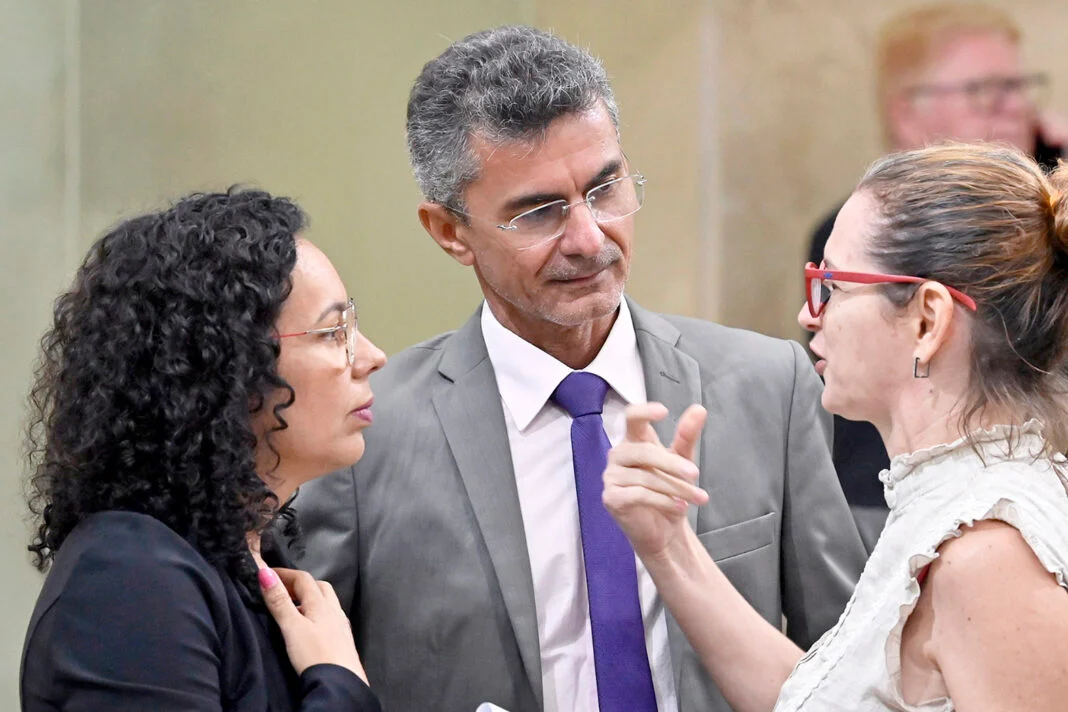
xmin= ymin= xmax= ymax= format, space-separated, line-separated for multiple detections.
xmin=555 ymin=201 xmax=605 ymax=257
xmin=351 ymin=331 xmax=387 ymax=379
xmin=798 ymin=301 xmax=821 ymax=333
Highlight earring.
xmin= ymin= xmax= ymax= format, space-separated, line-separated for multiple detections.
xmin=913 ymin=357 xmax=930 ymax=379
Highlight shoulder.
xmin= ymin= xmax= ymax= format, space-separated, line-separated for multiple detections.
xmin=928 ymin=519 xmax=1067 ymax=620
xmin=920 ymin=518 xmax=1068 ymax=707
xmin=380 ymin=330 xmax=455 ymax=370
xmin=22 ymin=512 xmax=245 ymax=708
xmin=644 ymin=310 xmax=808 ymax=388
xmin=55 ymin=510 xmax=211 ymax=569
xmin=32 ymin=512 xmax=227 ymax=626
xmin=368 ymin=329 xmax=458 ymax=396
xmin=661 ymin=313 xmax=797 ymax=359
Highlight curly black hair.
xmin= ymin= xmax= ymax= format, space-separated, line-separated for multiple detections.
xmin=26 ymin=188 xmax=305 ymax=588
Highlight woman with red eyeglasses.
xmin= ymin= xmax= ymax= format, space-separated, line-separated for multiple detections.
xmin=601 ymin=143 xmax=1068 ymax=711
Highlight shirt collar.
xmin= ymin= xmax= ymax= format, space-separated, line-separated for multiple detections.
xmin=481 ymin=297 xmax=644 ymax=431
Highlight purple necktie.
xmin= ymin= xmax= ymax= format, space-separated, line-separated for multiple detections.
xmin=552 ymin=371 xmax=658 ymax=712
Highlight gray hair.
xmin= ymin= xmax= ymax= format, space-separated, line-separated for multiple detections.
xmin=406 ymin=25 xmax=620 ymax=211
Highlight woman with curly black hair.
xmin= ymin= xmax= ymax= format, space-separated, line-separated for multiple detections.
xmin=20 ymin=188 xmax=386 ymax=711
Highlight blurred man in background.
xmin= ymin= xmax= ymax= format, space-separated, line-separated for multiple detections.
xmin=808 ymin=2 xmax=1066 ymax=551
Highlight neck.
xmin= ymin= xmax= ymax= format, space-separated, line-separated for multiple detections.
xmin=270 ymin=480 xmax=297 ymax=508
xmin=253 ymin=454 xmax=299 ymax=513
xmin=880 ymin=383 xmax=1016 ymax=458
xmin=487 ymin=302 xmax=619 ymax=370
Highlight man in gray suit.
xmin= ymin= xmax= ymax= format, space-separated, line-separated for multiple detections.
xmin=293 ymin=25 xmax=866 ymax=712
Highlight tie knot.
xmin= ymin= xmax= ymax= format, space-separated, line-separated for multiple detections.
xmin=552 ymin=372 xmax=609 ymax=418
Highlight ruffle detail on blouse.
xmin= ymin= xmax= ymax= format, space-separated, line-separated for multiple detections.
xmin=879 ymin=420 xmax=1045 ymax=491
xmin=883 ymin=498 xmax=1068 ymax=710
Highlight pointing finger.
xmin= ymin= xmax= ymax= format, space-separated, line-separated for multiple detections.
xmin=670 ymin=404 xmax=707 ymax=462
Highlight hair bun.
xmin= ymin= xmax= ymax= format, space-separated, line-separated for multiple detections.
xmin=1047 ymin=164 xmax=1068 ymax=258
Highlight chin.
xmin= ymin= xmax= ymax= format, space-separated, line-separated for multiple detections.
xmin=320 ymin=436 xmax=367 ymax=476
xmin=820 ymin=391 xmax=836 ymax=416
xmin=820 ymin=388 xmax=848 ymax=420
xmin=343 ymin=438 xmax=367 ymax=468
xmin=821 ymin=390 xmax=880 ymax=427
xmin=545 ymin=286 xmax=624 ymax=326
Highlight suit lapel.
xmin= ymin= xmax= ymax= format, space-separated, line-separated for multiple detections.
xmin=432 ymin=308 xmax=543 ymax=709
xmin=630 ymin=299 xmax=706 ymax=695
xmin=631 ymin=298 xmax=704 ymax=531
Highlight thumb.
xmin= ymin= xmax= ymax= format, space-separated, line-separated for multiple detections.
xmin=258 ymin=567 xmax=298 ymax=626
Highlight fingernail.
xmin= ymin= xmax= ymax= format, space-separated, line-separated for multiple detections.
xmin=258 ymin=567 xmax=280 ymax=590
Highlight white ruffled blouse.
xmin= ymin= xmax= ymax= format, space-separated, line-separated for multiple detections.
xmin=773 ymin=422 xmax=1068 ymax=711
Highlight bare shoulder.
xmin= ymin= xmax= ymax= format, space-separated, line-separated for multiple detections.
xmin=925 ymin=519 xmax=1068 ymax=711
xmin=927 ymin=518 xmax=1067 ymax=622
xmin=929 ymin=519 xmax=1060 ymax=596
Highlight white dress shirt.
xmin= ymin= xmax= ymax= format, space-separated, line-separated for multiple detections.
xmin=481 ymin=298 xmax=678 ymax=712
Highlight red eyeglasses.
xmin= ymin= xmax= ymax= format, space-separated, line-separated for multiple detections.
xmin=804 ymin=262 xmax=977 ymax=318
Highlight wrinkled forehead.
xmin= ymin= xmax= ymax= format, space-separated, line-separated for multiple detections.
xmin=463 ymin=106 xmax=625 ymax=202
xmin=469 ymin=103 xmax=622 ymax=163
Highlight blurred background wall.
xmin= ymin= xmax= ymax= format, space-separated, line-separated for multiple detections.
xmin=715 ymin=0 xmax=1068 ymax=339
xmin=3 ymin=0 xmax=1067 ymax=705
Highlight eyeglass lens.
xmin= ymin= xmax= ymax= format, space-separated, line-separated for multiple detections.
xmin=809 ymin=275 xmax=829 ymax=317
xmin=511 ymin=175 xmax=644 ymax=246
xmin=967 ymin=75 xmax=1047 ymax=112
xmin=343 ymin=300 xmax=357 ymax=366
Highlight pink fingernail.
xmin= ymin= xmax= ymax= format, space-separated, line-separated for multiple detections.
xmin=258 ymin=568 xmax=279 ymax=589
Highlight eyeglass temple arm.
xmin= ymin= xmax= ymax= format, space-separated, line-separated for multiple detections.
xmin=278 ymin=325 xmax=341 ymax=338
xmin=805 ymin=265 xmax=977 ymax=312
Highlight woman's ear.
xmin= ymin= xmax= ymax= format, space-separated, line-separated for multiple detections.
xmin=419 ymin=202 xmax=475 ymax=266
xmin=912 ymin=281 xmax=958 ymax=370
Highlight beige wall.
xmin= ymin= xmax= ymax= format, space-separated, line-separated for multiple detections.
xmin=79 ymin=0 xmax=533 ymax=354
xmin=536 ymin=0 xmax=709 ymax=319
xmin=5 ymin=1 xmax=1068 ymax=708
xmin=0 ymin=0 xmax=78 ymax=704
xmin=715 ymin=0 xmax=1068 ymax=341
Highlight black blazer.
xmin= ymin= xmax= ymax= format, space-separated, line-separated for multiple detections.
xmin=21 ymin=511 xmax=380 ymax=712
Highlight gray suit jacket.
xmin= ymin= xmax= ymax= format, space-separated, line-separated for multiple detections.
xmin=291 ymin=298 xmax=866 ymax=712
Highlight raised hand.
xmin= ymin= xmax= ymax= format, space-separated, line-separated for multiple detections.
xmin=259 ymin=567 xmax=368 ymax=683
xmin=602 ymin=402 xmax=709 ymax=560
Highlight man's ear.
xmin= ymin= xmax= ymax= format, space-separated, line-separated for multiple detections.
xmin=418 ymin=202 xmax=475 ymax=266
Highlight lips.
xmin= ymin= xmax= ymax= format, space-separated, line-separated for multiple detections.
xmin=545 ymin=249 xmax=620 ymax=282
xmin=809 ymin=347 xmax=827 ymax=377
xmin=351 ymin=397 xmax=374 ymax=424
xmin=557 ymin=267 xmax=604 ymax=283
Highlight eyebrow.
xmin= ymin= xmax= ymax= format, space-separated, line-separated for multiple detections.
xmin=583 ymin=159 xmax=624 ymax=193
xmin=822 ymin=257 xmax=837 ymax=270
xmin=315 ymin=300 xmax=348 ymax=324
xmin=499 ymin=158 xmax=625 ymax=214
